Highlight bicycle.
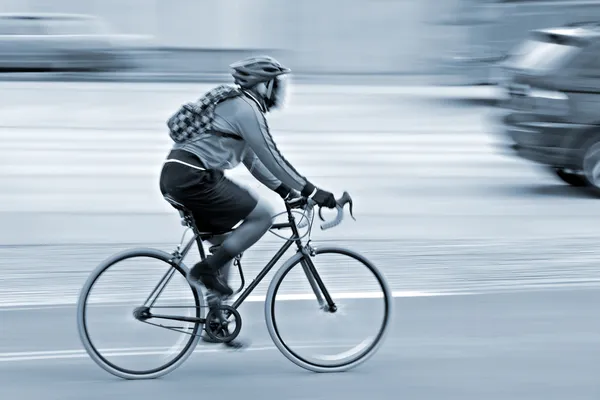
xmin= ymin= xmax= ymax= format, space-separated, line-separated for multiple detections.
xmin=77 ymin=191 xmax=393 ymax=380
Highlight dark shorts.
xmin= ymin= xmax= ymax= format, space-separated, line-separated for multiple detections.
xmin=159 ymin=150 xmax=258 ymax=234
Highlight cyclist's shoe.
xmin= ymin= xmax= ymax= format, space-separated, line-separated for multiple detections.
xmin=187 ymin=263 xmax=233 ymax=297
xmin=223 ymin=338 xmax=248 ymax=350
xmin=201 ymin=331 xmax=221 ymax=344
xmin=200 ymin=332 xmax=248 ymax=350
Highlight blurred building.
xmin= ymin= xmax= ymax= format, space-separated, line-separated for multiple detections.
xmin=0 ymin=0 xmax=464 ymax=75
xmin=439 ymin=0 xmax=600 ymax=84
xmin=4 ymin=0 xmax=600 ymax=79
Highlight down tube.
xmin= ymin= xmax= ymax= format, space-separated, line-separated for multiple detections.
xmin=231 ymin=238 xmax=295 ymax=309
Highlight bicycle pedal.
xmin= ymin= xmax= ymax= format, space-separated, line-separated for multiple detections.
xmin=201 ymin=333 xmax=221 ymax=344
xmin=223 ymin=339 xmax=249 ymax=350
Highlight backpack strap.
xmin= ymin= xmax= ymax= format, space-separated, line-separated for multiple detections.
xmin=166 ymin=85 xmax=242 ymax=143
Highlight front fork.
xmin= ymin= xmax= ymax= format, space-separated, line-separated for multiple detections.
xmin=300 ymin=243 xmax=337 ymax=313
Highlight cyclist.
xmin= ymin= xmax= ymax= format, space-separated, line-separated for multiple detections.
xmin=159 ymin=55 xmax=338 ymax=301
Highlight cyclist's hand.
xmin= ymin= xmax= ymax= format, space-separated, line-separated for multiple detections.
xmin=311 ymin=189 xmax=337 ymax=209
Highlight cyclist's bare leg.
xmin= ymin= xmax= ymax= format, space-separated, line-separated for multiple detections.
xmin=188 ymin=198 xmax=273 ymax=297
xmin=219 ymin=197 xmax=274 ymax=256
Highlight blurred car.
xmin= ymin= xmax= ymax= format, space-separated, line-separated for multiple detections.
xmin=0 ymin=13 xmax=154 ymax=72
xmin=494 ymin=22 xmax=600 ymax=196
xmin=493 ymin=21 xmax=600 ymax=86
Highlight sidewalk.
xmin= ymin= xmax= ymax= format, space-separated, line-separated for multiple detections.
xmin=0 ymin=71 xmax=502 ymax=105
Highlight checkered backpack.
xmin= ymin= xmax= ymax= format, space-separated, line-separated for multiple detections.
xmin=166 ymin=84 xmax=242 ymax=143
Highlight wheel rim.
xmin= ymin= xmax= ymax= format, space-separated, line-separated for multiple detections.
xmin=583 ymin=142 xmax=600 ymax=188
xmin=79 ymin=252 xmax=202 ymax=377
xmin=267 ymin=248 xmax=392 ymax=370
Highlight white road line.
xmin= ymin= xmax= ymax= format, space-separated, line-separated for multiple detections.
xmin=0 ymin=165 xmax=515 ymax=179
xmin=0 ymin=154 xmax=501 ymax=168
xmin=0 ymin=141 xmax=494 ymax=152
xmin=0 ymin=140 xmax=497 ymax=157
xmin=0 ymin=145 xmax=491 ymax=156
xmin=0 ymin=80 xmax=499 ymax=97
xmin=0 ymin=152 xmax=509 ymax=174
xmin=0 ymin=343 xmax=362 ymax=363
xmin=0 ymin=131 xmax=493 ymax=144
xmin=0 ymin=290 xmax=467 ymax=309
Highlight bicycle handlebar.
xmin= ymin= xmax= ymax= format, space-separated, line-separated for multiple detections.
xmin=286 ymin=191 xmax=355 ymax=231
xmin=295 ymin=203 xmax=313 ymax=229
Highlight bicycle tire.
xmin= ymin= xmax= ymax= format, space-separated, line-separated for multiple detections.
xmin=264 ymin=246 xmax=393 ymax=373
xmin=76 ymin=248 xmax=204 ymax=380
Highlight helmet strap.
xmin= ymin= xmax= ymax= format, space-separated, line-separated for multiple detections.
xmin=266 ymin=79 xmax=274 ymax=100
xmin=264 ymin=78 xmax=276 ymax=110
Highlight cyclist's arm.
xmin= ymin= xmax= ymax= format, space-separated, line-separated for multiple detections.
xmin=242 ymin=148 xmax=290 ymax=196
xmin=233 ymin=99 xmax=317 ymax=196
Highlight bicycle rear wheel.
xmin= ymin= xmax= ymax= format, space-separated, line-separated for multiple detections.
xmin=265 ymin=246 xmax=393 ymax=372
xmin=77 ymin=248 xmax=204 ymax=380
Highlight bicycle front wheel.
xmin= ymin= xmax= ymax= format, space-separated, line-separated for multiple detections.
xmin=265 ymin=246 xmax=393 ymax=373
xmin=77 ymin=248 xmax=204 ymax=380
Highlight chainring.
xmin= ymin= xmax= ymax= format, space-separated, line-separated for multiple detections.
xmin=204 ymin=305 xmax=242 ymax=343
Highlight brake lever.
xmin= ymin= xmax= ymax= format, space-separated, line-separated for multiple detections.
xmin=317 ymin=191 xmax=356 ymax=221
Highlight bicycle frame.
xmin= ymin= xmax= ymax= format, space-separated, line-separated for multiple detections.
xmin=140 ymin=202 xmax=337 ymax=329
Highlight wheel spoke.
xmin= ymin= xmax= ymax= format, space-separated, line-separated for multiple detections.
xmin=144 ymin=266 xmax=177 ymax=308
xmin=265 ymin=247 xmax=392 ymax=372
xmin=77 ymin=250 xmax=204 ymax=379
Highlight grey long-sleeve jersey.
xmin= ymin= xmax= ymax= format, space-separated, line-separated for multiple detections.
xmin=172 ymin=91 xmax=314 ymax=194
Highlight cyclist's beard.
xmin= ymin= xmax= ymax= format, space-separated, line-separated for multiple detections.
xmin=265 ymin=76 xmax=288 ymax=111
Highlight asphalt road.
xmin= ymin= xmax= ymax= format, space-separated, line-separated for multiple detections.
xmin=2 ymin=290 xmax=600 ymax=400
xmin=1 ymin=81 xmax=600 ymax=399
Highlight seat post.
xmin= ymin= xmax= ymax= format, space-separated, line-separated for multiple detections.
xmin=195 ymin=232 xmax=207 ymax=261
xmin=163 ymin=194 xmax=208 ymax=261
xmin=183 ymin=213 xmax=208 ymax=261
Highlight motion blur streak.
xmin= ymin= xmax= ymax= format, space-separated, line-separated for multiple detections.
xmin=2 ymin=1 xmax=600 ymax=399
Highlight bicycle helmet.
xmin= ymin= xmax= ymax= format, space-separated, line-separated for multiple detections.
xmin=230 ymin=55 xmax=291 ymax=88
